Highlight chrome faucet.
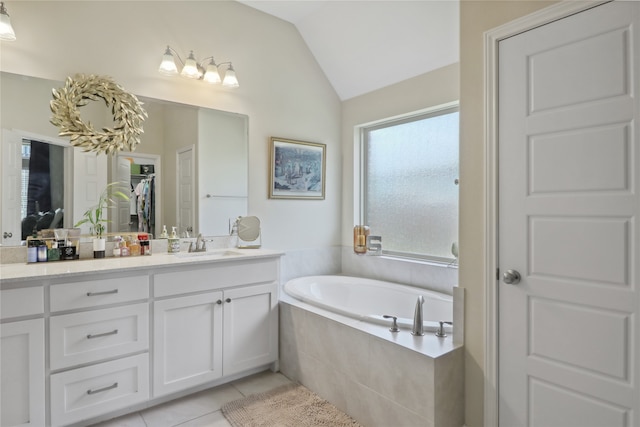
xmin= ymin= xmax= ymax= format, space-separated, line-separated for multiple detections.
xmin=188 ymin=233 xmax=207 ymax=252
xmin=411 ymin=295 xmax=425 ymax=336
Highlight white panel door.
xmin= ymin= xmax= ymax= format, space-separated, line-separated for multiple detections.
xmin=72 ymin=148 xmax=107 ymax=234
xmin=1 ymin=130 xmax=22 ymax=245
xmin=177 ymin=145 xmax=195 ymax=235
xmin=498 ymin=2 xmax=639 ymax=426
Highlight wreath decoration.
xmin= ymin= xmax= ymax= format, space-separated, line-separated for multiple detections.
xmin=50 ymin=74 xmax=147 ymax=155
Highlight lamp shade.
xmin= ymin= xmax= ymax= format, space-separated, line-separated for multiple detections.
xmin=203 ymin=61 xmax=222 ymax=84
xmin=222 ymin=64 xmax=239 ymax=88
xmin=0 ymin=2 xmax=16 ymax=41
xmin=158 ymin=47 xmax=178 ymax=75
xmin=181 ymin=51 xmax=201 ymax=79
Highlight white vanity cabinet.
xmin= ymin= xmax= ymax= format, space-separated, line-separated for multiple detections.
xmin=0 ymin=318 xmax=46 ymax=427
xmin=223 ymin=282 xmax=279 ymax=376
xmin=152 ymin=257 xmax=279 ymax=397
xmin=0 ymin=250 xmax=282 ymax=426
xmin=153 ymin=291 xmax=224 ymax=396
xmin=49 ymin=275 xmax=150 ymax=427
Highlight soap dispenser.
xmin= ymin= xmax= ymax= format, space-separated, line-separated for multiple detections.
xmin=168 ymin=226 xmax=180 ymax=253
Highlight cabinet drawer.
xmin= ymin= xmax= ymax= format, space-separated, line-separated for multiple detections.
xmin=50 ymin=276 xmax=149 ymax=312
xmin=154 ymin=258 xmax=278 ymax=297
xmin=50 ymin=303 xmax=149 ymax=370
xmin=50 ymin=353 xmax=149 ymax=427
xmin=0 ymin=287 xmax=43 ymax=319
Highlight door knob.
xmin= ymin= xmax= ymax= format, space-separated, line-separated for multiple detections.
xmin=503 ymin=269 xmax=521 ymax=285
xmin=3 ymin=232 xmax=12 ymax=239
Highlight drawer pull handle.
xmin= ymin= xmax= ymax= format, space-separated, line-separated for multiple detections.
xmin=87 ymin=329 xmax=118 ymax=339
xmin=86 ymin=289 xmax=119 ymax=297
xmin=225 ymin=298 xmax=232 ymax=303
xmin=87 ymin=382 xmax=118 ymax=395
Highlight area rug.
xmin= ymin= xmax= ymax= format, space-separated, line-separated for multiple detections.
xmin=221 ymin=383 xmax=363 ymax=427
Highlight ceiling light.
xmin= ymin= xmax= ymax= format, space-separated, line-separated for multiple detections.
xmin=159 ymin=45 xmax=239 ymax=88
xmin=0 ymin=2 xmax=16 ymax=41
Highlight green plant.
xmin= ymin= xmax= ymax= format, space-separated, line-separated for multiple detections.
xmin=74 ymin=182 xmax=129 ymax=238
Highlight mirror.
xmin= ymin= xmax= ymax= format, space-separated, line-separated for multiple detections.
xmin=0 ymin=72 xmax=248 ymax=246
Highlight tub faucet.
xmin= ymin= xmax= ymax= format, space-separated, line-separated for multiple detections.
xmin=411 ymin=295 xmax=425 ymax=336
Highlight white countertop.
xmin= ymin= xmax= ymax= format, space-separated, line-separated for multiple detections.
xmin=0 ymin=249 xmax=283 ymax=283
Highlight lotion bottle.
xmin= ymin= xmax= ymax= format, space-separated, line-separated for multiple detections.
xmin=168 ymin=226 xmax=180 ymax=253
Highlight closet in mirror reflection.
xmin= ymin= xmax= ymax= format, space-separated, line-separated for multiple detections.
xmin=115 ymin=153 xmax=161 ymax=238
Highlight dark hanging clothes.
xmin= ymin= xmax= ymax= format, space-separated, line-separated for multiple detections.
xmin=27 ymin=140 xmax=51 ymax=215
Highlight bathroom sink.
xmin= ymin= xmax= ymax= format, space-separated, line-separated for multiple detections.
xmin=173 ymin=250 xmax=245 ymax=259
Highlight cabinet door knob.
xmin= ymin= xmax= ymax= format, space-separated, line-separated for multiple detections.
xmin=225 ymin=298 xmax=231 ymax=303
xmin=216 ymin=299 xmax=222 ymax=305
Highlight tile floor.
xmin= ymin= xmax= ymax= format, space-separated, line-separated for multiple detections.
xmin=90 ymin=371 xmax=293 ymax=427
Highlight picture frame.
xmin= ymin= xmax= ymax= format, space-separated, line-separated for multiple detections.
xmin=269 ymin=137 xmax=326 ymax=199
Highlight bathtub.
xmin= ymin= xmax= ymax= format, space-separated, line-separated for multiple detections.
xmin=280 ymin=274 xmax=464 ymax=426
xmin=284 ymin=275 xmax=453 ymax=332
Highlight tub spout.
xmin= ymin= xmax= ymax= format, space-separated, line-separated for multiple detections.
xmin=411 ymin=295 xmax=425 ymax=336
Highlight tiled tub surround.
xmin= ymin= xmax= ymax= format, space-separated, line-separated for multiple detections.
xmin=279 ymin=284 xmax=465 ymax=427
xmin=342 ymin=247 xmax=459 ymax=296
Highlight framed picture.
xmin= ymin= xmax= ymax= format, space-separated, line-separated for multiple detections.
xmin=269 ymin=137 xmax=326 ymax=199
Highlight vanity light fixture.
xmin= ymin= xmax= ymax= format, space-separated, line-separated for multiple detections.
xmin=158 ymin=45 xmax=239 ymax=88
xmin=0 ymin=2 xmax=16 ymax=41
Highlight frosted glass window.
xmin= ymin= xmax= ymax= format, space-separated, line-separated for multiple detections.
xmin=363 ymin=107 xmax=459 ymax=260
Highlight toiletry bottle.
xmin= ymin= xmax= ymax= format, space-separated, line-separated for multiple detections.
xmin=353 ymin=225 xmax=370 ymax=254
xmin=139 ymin=234 xmax=151 ymax=255
xmin=130 ymin=239 xmax=141 ymax=256
xmin=168 ymin=226 xmax=180 ymax=253
xmin=48 ymin=241 xmax=60 ymax=261
xmin=120 ymin=238 xmax=130 ymax=257
xmin=160 ymin=225 xmax=168 ymax=239
xmin=113 ymin=236 xmax=122 ymax=257
xmin=37 ymin=244 xmax=48 ymax=262
xmin=27 ymin=240 xmax=38 ymax=263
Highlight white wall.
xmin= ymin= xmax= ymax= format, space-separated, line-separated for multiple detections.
xmin=198 ymin=109 xmax=248 ymax=236
xmin=0 ymin=0 xmax=342 ymax=251
xmin=340 ymin=62 xmax=460 ymax=292
xmin=459 ymin=2 xmax=557 ymax=426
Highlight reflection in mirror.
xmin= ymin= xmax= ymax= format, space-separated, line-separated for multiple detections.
xmin=20 ymin=139 xmax=65 ymax=240
xmin=0 ymin=71 xmax=248 ymax=246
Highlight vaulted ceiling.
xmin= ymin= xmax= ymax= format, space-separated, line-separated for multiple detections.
xmin=237 ymin=1 xmax=459 ymax=100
